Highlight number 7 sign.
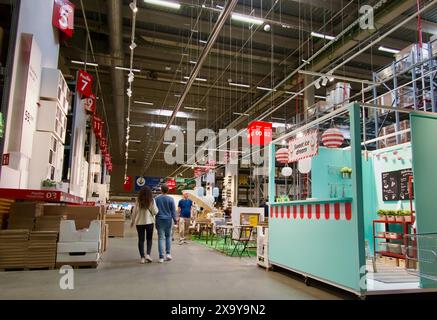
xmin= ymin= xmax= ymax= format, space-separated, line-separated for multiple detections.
xmin=77 ymin=70 xmax=93 ymax=97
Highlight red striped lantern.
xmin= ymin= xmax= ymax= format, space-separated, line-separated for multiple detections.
xmin=321 ymin=128 xmax=344 ymax=148
xmin=275 ymin=148 xmax=290 ymax=164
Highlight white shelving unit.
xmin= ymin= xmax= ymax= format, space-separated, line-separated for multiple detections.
xmin=37 ymin=100 xmax=67 ymax=143
xmin=28 ymin=131 xmax=64 ymax=189
xmin=39 ymin=68 xmax=70 ymax=115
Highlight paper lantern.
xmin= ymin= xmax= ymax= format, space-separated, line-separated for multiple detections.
xmin=298 ymin=158 xmax=312 ymax=174
xmin=275 ymin=148 xmax=290 ymax=164
xmin=281 ymin=166 xmax=293 ymax=177
xmin=321 ymin=128 xmax=344 ymax=148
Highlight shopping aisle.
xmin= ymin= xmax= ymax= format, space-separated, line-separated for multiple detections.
xmin=0 ymin=224 xmax=351 ymax=300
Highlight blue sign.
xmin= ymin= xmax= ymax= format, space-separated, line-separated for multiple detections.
xmin=134 ymin=176 xmax=147 ymax=192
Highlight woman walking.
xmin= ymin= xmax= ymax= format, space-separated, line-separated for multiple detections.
xmin=131 ymin=186 xmax=158 ymax=263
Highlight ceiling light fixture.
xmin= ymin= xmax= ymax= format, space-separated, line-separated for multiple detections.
xmin=134 ymin=101 xmax=154 ymax=105
xmin=311 ymin=31 xmax=335 ymax=40
xmin=199 ymin=39 xmax=207 ymax=44
xmin=129 ymin=42 xmax=137 ymax=50
xmin=189 ymin=60 xmax=197 ymax=65
xmin=321 ymin=77 xmax=329 ymax=86
xmin=229 ymin=82 xmax=250 ymax=88
xmin=184 ymin=106 xmax=206 ymax=111
xmin=314 ymin=78 xmax=321 ymax=90
xmin=129 ymin=2 xmax=138 ymax=12
xmin=71 ymin=60 xmax=98 ymax=67
xmin=233 ymin=112 xmax=250 ymax=116
xmin=184 ymin=76 xmax=207 ymax=82
xmin=256 ymin=86 xmax=276 ymax=92
xmin=115 ymin=66 xmax=141 ymax=72
xmin=378 ymin=46 xmax=400 ymax=54
xmin=144 ymin=0 xmax=181 ymax=10
xmin=216 ymin=5 xmax=224 ymax=9
xmin=231 ymin=13 xmax=264 ymax=25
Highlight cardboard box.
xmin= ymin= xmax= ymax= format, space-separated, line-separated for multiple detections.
xmin=107 ymin=220 xmax=124 ymax=237
xmin=384 ymin=256 xmax=399 ymax=267
xmin=10 ymin=202 xmax=44 ymax=218
xmin=43 ymin=204 xmax=67 ymax=216
xmin=398 ymin=258 xmax=406 ymax=268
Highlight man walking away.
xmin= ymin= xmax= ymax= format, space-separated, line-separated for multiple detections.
xmin=155 ymin=184 xmax=178 ymax=263
xmin=178 ymin=192 xmax=193 ymax=244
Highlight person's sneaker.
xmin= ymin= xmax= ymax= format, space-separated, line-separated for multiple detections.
xmin=140 ymin=258 xmax=146 ymax=264
xmin=146 ymin=255 xmax=153 ymax=263
xmin=158 ymin=258 xmax=164 ymax=263
xmin=166 ymin=254 xmax=172 ymax=261
xmin=179 ymin=239 xmax=184 ymax=245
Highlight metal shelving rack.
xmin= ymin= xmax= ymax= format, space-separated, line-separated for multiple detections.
xmin=372 ymin=39 xmax=437 ymax=146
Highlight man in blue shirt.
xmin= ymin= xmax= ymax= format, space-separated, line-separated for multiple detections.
xmin=177 ymin=192 xmax=193 ymax=244
xmin=155 ymin=184 xmax=178 ymax=263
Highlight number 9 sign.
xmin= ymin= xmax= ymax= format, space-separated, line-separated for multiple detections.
xmin=83 ymin=94 xmax=96 ymax=114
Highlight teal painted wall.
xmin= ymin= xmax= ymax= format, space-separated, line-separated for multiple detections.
xmin=312 ymin=147 xmax=352 ymax=199
xmin=269 ymin=207 xmax=361 ymax=293
xmin=410 ymin=112 xmax=437 ymax=288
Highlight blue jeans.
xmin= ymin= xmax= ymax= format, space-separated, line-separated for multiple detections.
xmin=156 ymin=219 xmax=172 ymax=259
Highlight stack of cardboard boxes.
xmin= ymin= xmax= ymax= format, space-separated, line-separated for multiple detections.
xmin=26 ymin=231 xmax=58 ymax=269
xmin=0 ymin=230 xmax=29 ymax=269
xmin=378 ymin=120 xmax=410 ymax=148
xmin=0 ymin=198 xmax=14 ymax=230
xmin=106 ymin=211 xmax=125 ymax=237
xmin=8 ymin=202 xmax=44 ymax=230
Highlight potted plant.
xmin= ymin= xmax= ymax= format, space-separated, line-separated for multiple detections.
xmin=41 ymin=179 xmax=57 ymax=190
xmin=340 ymin=167 xmax=352 ymax=179
xmin=377 ymin=209 xmax=387 ymax=221
xmin=386 ymin=210 xmax=396 ymax=222
xmin=402 ymin=210 xmax=413 ymax=223
xmin=395 ymin=210 xmax=405 ymax=222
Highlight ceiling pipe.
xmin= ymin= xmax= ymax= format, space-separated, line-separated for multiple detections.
xmin=107 ymin=0 xmax=125 ymax=154
xmin=142 ymin=0 xmax=239 ymax=175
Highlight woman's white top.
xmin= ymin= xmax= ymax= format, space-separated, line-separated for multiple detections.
xmin=132 ymin=199 xmax=158 ymax=225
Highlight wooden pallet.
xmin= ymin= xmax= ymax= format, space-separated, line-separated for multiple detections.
xmin=55 ymin=261 xmax=99 ymax=269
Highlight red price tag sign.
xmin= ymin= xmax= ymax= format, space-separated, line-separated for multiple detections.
xmin=52 ymin=0 xmax=75 ymax=38
xmin=83 ymin=93 xmax=96 ymax=114
xmin=77 ymin=70 xmax=93 ymax=97
xmin=247 ymin=121 xmax=273 ymax=146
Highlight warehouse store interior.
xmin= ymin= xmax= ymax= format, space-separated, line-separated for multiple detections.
xmin=1 ymin=0 xmax=437 ymax=300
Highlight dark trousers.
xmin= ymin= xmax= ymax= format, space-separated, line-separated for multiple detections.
xmin=136 ymin=224 xmax=154 ymax=258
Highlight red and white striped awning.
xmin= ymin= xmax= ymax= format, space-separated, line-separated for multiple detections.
xmin=270 ymin=202 xmax=352 ymax=221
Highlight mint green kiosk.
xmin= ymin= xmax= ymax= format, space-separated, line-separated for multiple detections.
xmin=267 ymin=103 xmax=437 ymax=297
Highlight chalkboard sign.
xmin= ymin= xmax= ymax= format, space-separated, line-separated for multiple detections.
xmin=381 ymin=168 xmax=413 ymax=201
xmin=399 ymin=169 xmax=413 ymax=200
xmin=382 ymin=171 xmax=400 ymax=201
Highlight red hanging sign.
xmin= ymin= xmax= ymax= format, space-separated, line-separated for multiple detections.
xmin=77 ymin=70 xmax=93 ymax=97
xmin=2 ymin=154 xmax=10 ymax=166
xmin=166 ymin=179 xmax=176 ymax=191
xmin=52 ymin=0 xmax=75 ymax=38
xmin=123 ymin=176 xmax=133 ymax=191
xmin=107 ymin=164 xmax=113 ymax=173
xmin=99 ymin=137 xmax=107 ymax=151
xmin=92 ymin=116 xmax=103 ymax=139
xmin=247 ymin=121 xmax=273 ymax=146
xmin=83 ymin=93 xmax=96 ymax=114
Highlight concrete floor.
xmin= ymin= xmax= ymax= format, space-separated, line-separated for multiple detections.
xmin=0 ymin=225 xmax=352 ymax=300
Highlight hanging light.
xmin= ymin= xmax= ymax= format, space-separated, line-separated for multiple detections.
xmin=321 ymin=128 xmax=344 ymax=148
xmin=281 ymin=167 xmax=293 ymax=177
xmin=275 ymin=148 xmax=290 ymax=164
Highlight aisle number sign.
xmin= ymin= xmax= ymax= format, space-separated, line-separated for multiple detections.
xmin=77 ymin=70 xmax=93 ymax=97
xmin=247 ymin=121 xmax=272 ymax=146
xmin=288 ymin=130 xmax=319 ymax=162
xmin=83 ymin=94 xmax=96 ymax=114
xmin=52 ymin=0 xmax=75 ymax=38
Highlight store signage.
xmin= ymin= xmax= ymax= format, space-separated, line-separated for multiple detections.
xmin=2 ymin=154 xmax=10 ymax=166
xmin=77 ymin=70 xmax=93 ymax=97
xmin=52 ymin=0 xmax=75 ymax=38
xmin=92 ymin=116 xmax=103 ymax=139
xmin=288 ymin=130 xmax=318 ymax=162
xmin=99 ymin=137 xmax=107 ymax=152
xmin=381 ymin=169 xmax=413 ymax=201
xmin=83 ymin=201 xmax=96 ymax=206
xmin=123 ymin=176 xmax=133 ymax=191
xmin=166 ymin=179 xmax=176 ymax=191
xmin=83 ymin=93 xmax=96 ymax=114
xmin=247 ymin=121 xmax=272 ymax=146
xmin=135 ymin=176 xmax=147 ymax=192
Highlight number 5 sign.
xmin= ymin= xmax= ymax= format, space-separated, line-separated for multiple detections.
xmin=77 ymin=70 xmax=93 ymax=97
xmin=52 ymin=0 xmax=75 ymax=38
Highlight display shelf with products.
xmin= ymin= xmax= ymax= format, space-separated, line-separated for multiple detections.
xmin=37 ymin=100 xmax=67 ymax=143
xmin=372 ymin=220 xmax=414 ymax=260
xmin=39 ymin=68 xmax=70 ymax=115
